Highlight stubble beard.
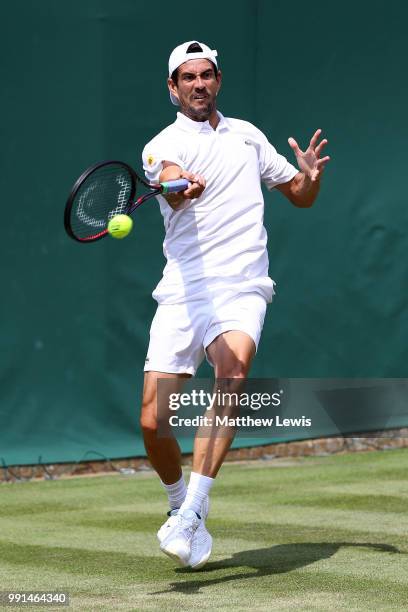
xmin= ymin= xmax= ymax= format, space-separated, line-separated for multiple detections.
xmin=181 ymin=97 xmax=216 ymax=123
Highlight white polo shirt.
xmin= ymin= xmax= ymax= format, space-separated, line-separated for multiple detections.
xmin=142 ymin=111 xmax=298 ymax=305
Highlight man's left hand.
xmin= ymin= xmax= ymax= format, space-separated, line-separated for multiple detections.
xmin=288 ymin=129 xmax=330 ymax=182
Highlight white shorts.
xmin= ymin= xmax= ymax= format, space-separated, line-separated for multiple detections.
xmin=144 ymin=291 xmax=267 ymax=375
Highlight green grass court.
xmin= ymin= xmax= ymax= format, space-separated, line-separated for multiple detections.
xmin=1 ymin=448 xmax=408 ymax=610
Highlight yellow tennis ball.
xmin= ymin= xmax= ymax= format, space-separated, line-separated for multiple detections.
xmin=107 ymin=214 xmax=133 ymax=239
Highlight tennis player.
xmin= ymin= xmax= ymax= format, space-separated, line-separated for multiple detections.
xmin=141 ymin=41 xmax=330 ymax=569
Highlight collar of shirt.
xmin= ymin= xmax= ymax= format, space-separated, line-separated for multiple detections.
xmin=175 ymin=110 xmax=229 ymax=134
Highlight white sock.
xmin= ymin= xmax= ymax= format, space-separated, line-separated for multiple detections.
xmin=179 ymin=472 xmax=214 ymax=517
xmin=161 ymin=474 xmax=187 ymax=510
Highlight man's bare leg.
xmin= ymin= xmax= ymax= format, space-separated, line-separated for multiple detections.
xmin=140 ymin=371 xmax=190 ymax=484
xmin=193 ymin=331 xmax=256 ymax=477
xmin=157 ymin=333 xmax=254 ymax=567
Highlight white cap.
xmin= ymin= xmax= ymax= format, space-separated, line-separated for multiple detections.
xmin=168 ymin=41 xmax=218 ymax=106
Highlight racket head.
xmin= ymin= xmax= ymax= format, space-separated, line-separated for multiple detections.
xmin=64 ymin=160 xmax=138 ymax=243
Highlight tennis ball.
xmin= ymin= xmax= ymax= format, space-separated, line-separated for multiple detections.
xmin=107 ymin=214 xmax=133 ymax=239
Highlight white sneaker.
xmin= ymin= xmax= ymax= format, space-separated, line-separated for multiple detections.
xmin=189 ymin=495 xmax=211 ymax=569
xmin=157 ymin=496 xmax=209 ymax=544
xmin=159 ymin=508 xmax=200 ymax=566
xmin=157 ymin=509 xmax=179 ymax=544
xmin=189 ymin=520 xmax=213 ymax=569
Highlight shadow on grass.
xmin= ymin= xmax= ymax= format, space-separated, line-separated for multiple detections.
xmin=152 ymin=542 xmax=401 ymax=594
xmin=0 ymin=539 xmax=402 ymax=597
xmin=0 ymin=540 xmax=155 ymax=578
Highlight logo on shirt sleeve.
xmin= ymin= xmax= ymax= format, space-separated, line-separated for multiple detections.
xmin=147 ymin=154 xmax=155 ymax=166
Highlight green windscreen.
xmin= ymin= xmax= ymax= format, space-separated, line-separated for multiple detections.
xmin=0 ymin=0 xmax=406 ymax=466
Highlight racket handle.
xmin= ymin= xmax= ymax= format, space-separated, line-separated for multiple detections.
xmin=160 ymin=178 xmax=189 ymax=194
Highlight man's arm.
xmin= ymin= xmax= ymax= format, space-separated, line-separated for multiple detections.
xmin=159 ymin=162 xmax=206 ymax=210
xmin=276 ymin=129 xmax=330 ymax=208
xmin=276 ymin=172 xmax=320 ymax=208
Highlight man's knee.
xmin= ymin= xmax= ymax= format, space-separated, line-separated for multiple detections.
xmin=215 ymin=362 xmax=249 ymax=379
xmin=140 ymin=399 xmax=158 ymax=435
xmin=140 ymin=397 xmax=172 ymax=437
xmin=209 ymin=331 xmax=255 ymax=379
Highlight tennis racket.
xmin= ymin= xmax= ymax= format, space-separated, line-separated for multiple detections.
xmin=64 ymin=160 xmax=189 ymax=243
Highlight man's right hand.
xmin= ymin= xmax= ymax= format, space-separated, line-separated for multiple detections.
xmin=180 ymin=169 xmax=206 ymax=199
xmin=160 ymin=162 xmax=206 ymax=209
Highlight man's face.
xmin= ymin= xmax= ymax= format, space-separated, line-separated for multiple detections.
xmin=168 ymin=59 xmax=221 ymax=122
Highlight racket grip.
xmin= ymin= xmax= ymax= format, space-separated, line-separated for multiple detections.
xmin=160 ymin=178 xmax=189 ymax=194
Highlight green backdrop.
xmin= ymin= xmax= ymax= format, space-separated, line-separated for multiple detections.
xmin=1 ymin=0 xmax=407 ymax=466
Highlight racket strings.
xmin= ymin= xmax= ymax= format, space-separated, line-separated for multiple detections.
xmin=69 ymin=164 xmax=134 ymax=240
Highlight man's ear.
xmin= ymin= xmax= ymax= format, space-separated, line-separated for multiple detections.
xmin=167 ymin=77 xmax=179 ymax=102
xmin=216 ymin=70 xmax=222 ymax=94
